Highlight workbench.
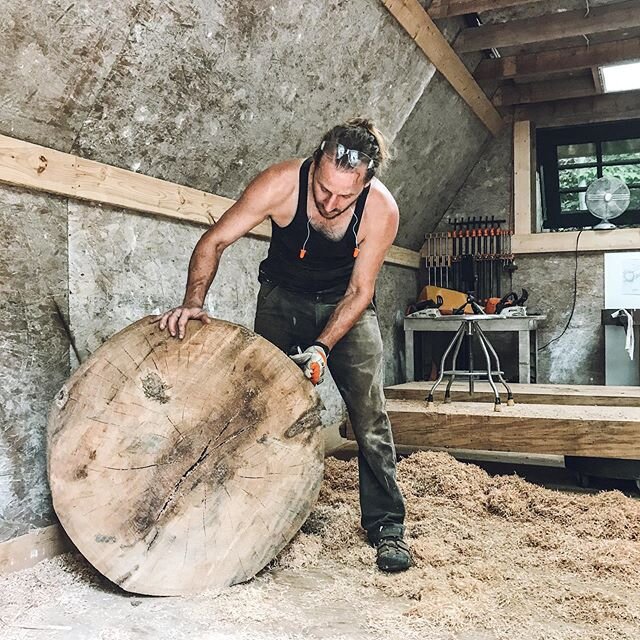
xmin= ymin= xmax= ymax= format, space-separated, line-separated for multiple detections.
xmin=404 ymin=315 xmax=546 ymax=383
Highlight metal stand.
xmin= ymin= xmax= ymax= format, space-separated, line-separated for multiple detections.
xmin=426 ymin=316 xmax=514 ymax=412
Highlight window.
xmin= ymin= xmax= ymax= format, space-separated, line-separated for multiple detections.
xmin=537 ymin=120 xmax=640 ymax=230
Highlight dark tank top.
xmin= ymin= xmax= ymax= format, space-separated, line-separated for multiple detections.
xmin=258 ymin=158 xmax=370 ymax=294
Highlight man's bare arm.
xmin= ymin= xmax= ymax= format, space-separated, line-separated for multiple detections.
xmin=154 ymin=164 xmax=293 ymax=338
xmin=316 ymin=190 xmax=399 ymax=350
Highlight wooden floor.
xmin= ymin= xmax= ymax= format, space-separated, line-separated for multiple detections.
xmin=385 ymin=381 xmax=640 ymax=406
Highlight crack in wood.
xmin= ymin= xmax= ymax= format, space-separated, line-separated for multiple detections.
xmin=155 ymin=440 xmax=212 ymax=523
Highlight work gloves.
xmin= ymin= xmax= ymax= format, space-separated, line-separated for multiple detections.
xmin=290 ymin=344 xmax=329 ymax=385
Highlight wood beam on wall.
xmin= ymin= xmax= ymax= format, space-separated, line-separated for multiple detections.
xmin=0 ymin=134 xmax=420 ymax=269
xmin=513 ymin=229 xmax=640 ymax=254
xmin=494 ymin=76 xmax=597 ymax=106
xmin=381 ymin=0 xmax=504 ymax=135
xmin=456 ymin=1 xmax=640 ymax=53
xmin=429 ymin=0 xmax=544 ymax=19
xmin=513 ymin=120 xmax=534 ymax=236
xmin=0 ymin=525 xmax=68 ymax=575
xmin=475 ymin=38 xmax=640 ymax=82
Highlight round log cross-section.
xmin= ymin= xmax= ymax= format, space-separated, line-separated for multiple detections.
xmin=47 ymin=317 xmax=324 ymax=595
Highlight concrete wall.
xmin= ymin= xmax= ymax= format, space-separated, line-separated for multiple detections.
xmin=0 ymin=185 xmax=69 ymax=542
xmin=441 ymin=121 xmax=606 ymax=384
xmin=1 ymin=0 xmax=490 ymax=542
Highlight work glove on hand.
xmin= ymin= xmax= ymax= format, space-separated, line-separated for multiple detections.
xmin=290 ymin=344 xmax=328 ymax=385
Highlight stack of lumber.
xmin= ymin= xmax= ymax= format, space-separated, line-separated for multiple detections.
xmin=344 ymin=382 xmax=640 ymax=459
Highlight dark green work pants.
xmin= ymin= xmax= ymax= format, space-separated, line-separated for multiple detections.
xmin=253 ymin=281 xmax=405 ymax=544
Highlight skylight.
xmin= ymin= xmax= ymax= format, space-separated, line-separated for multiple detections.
xmin=600 ymin=61 xmax=640 ymax=93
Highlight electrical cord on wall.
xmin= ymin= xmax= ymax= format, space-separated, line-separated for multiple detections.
xmin=537 ymin=229 xmax=584 ymax=352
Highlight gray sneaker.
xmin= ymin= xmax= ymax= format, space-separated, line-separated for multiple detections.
xmin=376 ymin=536 xmax=412 ymax=572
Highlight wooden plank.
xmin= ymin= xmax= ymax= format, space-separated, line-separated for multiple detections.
xmin=385 ymin=381 xmax=640 ymax=407
xmin=429 ymin=0 xmax=543 ymax=19
xmin=476 ymin=39 xmax=640 ymax=82
xmin=0 ymin=134 xmax=420 ymax=269
xmin=592 ymin=66 xmax=605 ymax=95
xmin=513 ymin=228 xmax=640 ymax=254
xmin=513 ymin=120 xmax=534 ymax=236
xmin=354 ymin=399 xmax=640 ymax=459
xmin=386 ymin=244 xmax=421 ymax=269
xmin=0 ymin=525 xmax=68 ymax=575
xmin=494 ymin=76 xmax=597 ymax=107
xmin=515 ymin=90 xmax=640 ymax=127
xmin=381 ymin=0 xmax=503 ymax=135
xmin=456 ymin=1 xmax=640 ymax=53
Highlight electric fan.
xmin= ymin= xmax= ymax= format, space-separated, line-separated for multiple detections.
xmin=585 ymin=176 xmax=631 ymax=229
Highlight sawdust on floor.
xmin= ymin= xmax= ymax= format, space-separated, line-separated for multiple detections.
xmin=1 ymin=451 xmax=639 ymax=640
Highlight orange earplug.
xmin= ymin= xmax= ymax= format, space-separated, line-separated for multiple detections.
xmin=299 ymin=249 xmax=307 ymax=259
xmin=353 ymin=247 xmax=360 ymax=258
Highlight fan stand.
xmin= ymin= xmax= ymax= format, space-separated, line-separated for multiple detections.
xmin=593 ymin=220 xmax=617 ymax=230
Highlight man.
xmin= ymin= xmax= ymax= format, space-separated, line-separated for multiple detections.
xmin=155 ymin=118 xmax=411 ymax=572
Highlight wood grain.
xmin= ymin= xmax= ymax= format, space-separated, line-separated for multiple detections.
xmin=0 ymin=525 xmax=68 ymax=575
xmin=385 ymin=381 xmax=640 ymax=407
xmin=47 ymin=318 xmax=324 ymax=595
xmin=345 ymin=399 xmax=640 ymax=458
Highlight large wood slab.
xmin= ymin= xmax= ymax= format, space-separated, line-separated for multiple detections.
xmin=385 ymin=382 xmax=640 ymax=407
xmin=354 ymin=400 xmax=640 ymax=459
xmin=48 ymin=318 xmax=324 ymax=595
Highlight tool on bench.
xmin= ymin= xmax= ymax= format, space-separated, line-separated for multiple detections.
xmin=485 ymin=289 xmax=528 ymax=315
xmin=453 ymin=293 xmax=485 ymax=316
xmin=406 ymin=295 xmax=443 ymax=316
xmin=418 ymin=286 xmax=468 ymax=314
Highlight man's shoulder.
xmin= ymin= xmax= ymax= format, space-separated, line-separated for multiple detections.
xmin=262 ymin=158 xmax=306 ymax=183
xmin=244 ymin=159 xmax=305 ymax=207
xmin=366 ymin=178 xmax=399 ymax=219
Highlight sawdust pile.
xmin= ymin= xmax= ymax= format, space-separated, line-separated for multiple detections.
xmin=2 ymin=452 xmax=640 ymax=640
xmin=275 ymin=451 xmax=640 ymax=639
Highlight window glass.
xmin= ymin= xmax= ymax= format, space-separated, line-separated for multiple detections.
xmin=602 ymin=138 xmax=640 ymax=163
xmin=557 ymin=142 xmax=597 ymax=167
xmin=538 ymin=119 xmax=640 ymax=230
xmin=560 ymin=192 xmax=589 ymax=212
xmin=558 ymin=166 xmax=597 ymax=191
xmin=602 ymin=164 xmax=640 ymax=187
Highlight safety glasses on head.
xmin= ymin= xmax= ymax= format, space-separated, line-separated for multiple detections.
xmin=320 ymin=140 xmax=374 ymax=170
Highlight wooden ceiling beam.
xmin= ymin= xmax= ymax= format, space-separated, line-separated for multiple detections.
xmin=475 ymin=38 xmax=640 ymax=81
xmin=381 ymin=0 xmax=503 ymax=135
xmin=456 ymin=1 xmax=640 ymax=53
xmin=429 ymin=0 xmax=544 ymax=19
xmin=494 ymin=76 xmax=597 ymax=106
xmin=514 ymin=90 xmax=640 ymax=126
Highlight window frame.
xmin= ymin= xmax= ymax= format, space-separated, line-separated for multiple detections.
xmin=537 ymin=119 xmax=640 ymax=230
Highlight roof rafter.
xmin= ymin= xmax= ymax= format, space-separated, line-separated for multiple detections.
xmin=475 ymin=38 xmax=640 ymax=81
xmin=456 ymin=1 xmax=640 ymax=53
xmin=381 ymin=0 xmax=503 ymax=135
xmin=429 ymin=0 xmax=544 ymax=19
